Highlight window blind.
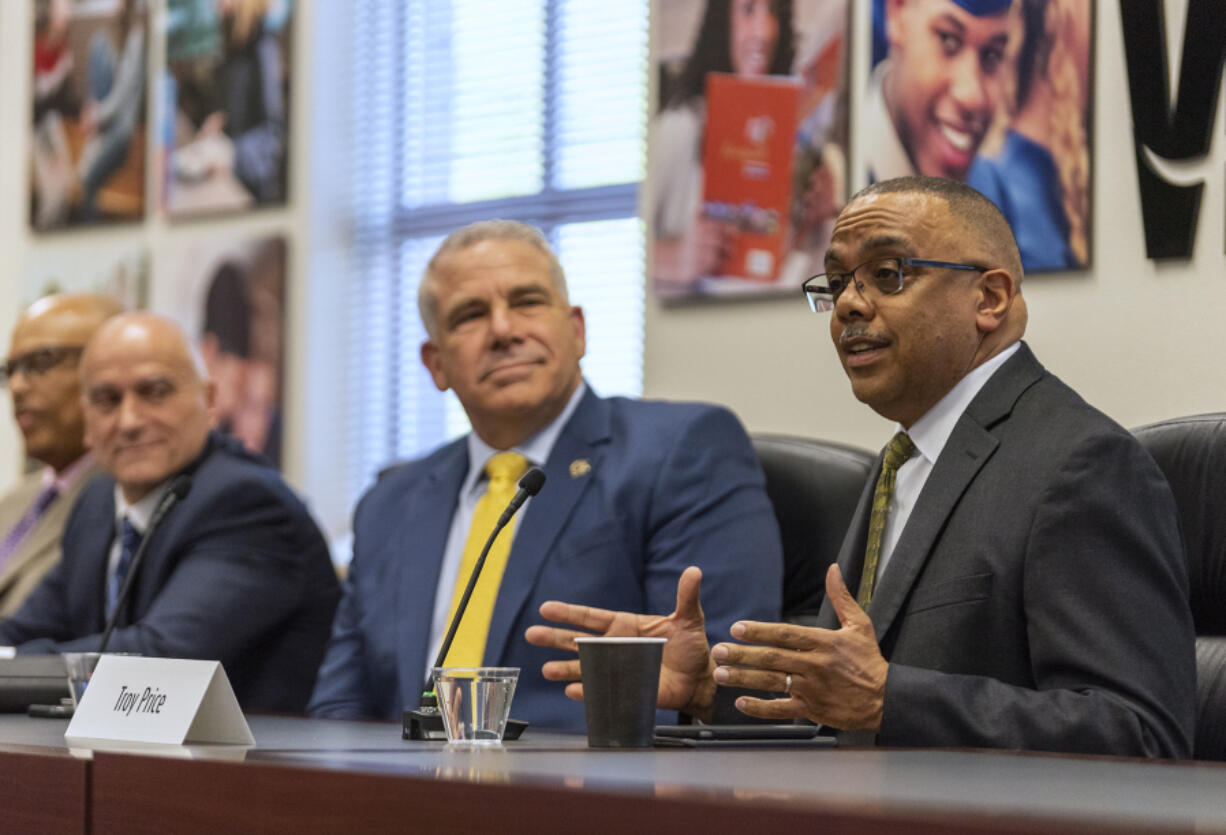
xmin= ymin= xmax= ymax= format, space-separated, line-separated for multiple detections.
xmin=345 ymin=0 xmax=648 ymax=513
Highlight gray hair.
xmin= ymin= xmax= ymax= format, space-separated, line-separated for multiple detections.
xmin=417 ymin=220 xmax=569 ymax=337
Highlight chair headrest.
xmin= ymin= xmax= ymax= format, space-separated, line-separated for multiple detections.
xmin=1133 ymin=414 xmax=1226 ymax=635
xmin=1195 ymin=637 xmax=1226 ymax=760
xmin=752 ymin=434 xmax=875 ymax=621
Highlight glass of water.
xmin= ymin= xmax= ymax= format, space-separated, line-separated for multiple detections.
xmin=431 ymin=667 xmax=519 ymax=745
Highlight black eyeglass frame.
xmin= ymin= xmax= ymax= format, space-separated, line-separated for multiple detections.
xmin=0 ymin=345 xmax=86 ymax=387
xmin=802 ymin=257 xmax=991 ymax=312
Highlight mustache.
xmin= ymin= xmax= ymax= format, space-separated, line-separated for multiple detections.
xmin=838 ymin=323 xmax=889 ymax=347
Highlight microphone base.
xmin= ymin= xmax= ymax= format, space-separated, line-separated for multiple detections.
xmin=402 ymin=707 xmax=528 ymax=741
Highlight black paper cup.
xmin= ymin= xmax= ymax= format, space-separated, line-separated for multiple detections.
xmin=575 ymin=637 xmax=666 ymax=748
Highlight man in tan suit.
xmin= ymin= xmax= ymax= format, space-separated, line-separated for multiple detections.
xmin=0 ymin=294 xmax=123 ymax=615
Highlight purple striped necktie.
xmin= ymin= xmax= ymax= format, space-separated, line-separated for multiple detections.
xmin=0 ymin=484 xmax=60 ymax=570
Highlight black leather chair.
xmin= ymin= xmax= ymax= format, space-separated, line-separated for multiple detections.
xmin=1133 ymin=414 xmax=1226 ymax=760
xmin=751 ymin=434 xmax=875 ymax=625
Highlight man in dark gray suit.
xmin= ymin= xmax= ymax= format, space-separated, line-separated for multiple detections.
xmin=528 ymin=176 xmax=1196 ymax=758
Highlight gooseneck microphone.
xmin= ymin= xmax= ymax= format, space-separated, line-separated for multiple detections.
xmin=97 ymin=475 xmax=193 ymax=655
xmin=428 ymin=466 xmax=546 ymax=680
xmin=405 ymin=466 xmax=545 ymax=740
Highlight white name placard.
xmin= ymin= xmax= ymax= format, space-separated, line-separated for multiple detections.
xmin=65 ymin=656 xmax=254 ymax=746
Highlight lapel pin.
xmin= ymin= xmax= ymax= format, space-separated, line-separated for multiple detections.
xmin=569 ymin=459 xmax=591 ymax=478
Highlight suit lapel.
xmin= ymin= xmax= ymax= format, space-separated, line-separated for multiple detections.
xmin=5 ymin=463 xmax=102 ymax=590
xmin=397 ymin=442 xmax=468 ymax=700
xmin=78 ymin=485 xmax=118 ymax=633
xmin=123 ymin=493 xmax=191 ymax=625
xmin=818 ymin=343 xmax=1047 ymax=640
xmin=483 ymin=390 xmax=608 ymax=665
xmin=818 ymin=474 xmax=875 ymax=630
xmin=0 ymin=474 xmax=46 ymax=593
xmin=13 ymin=498 xmax=65 ymax=565
xmin=865 ymin=422 xmax=997 ymax=639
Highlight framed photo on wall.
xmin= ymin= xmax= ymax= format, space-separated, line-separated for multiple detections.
xmin=30 ymin=0 xmax=150 ymax=232
xmin=23 ymin=244 xmax=149 ymax=308
xmin=650 ymin=0 xmax=851 ymax=301
xmin=867 ymin=0 xmax=1094 ymax=272
xmin=162 ymin=0 xmax=293 ymax=219
xmin=157 ymin=235 xmax=288 ymax=469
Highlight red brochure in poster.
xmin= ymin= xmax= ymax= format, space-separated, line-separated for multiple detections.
xmin=701 ymin=72 xmax=800 ymax=282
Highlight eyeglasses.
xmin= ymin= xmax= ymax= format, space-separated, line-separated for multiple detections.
xmin=0 ymin=345 xmax=85 ymax=386
xmin=802 ymin=257 xmax=990 ymax=312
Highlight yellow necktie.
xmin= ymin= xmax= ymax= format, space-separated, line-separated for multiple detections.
xmin=443 ymin=451 xmax=529 ymax=666
xmin=857 ymin=432 xmax=916 ymax=608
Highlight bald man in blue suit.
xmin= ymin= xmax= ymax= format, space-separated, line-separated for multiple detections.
xmin=308 ymin=221 xmax=782 ymax=731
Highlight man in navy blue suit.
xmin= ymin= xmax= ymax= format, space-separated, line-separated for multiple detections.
xmin=308 ymin=220 xmax=782 ymax=731
xmin=0 ymin=313 xmax=339 ymax=713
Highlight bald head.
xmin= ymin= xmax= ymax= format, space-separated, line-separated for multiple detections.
xmin=82 ymin=312 xmax=209 ymax=380
xmin=7 ymin=293 xmax=124 ymax=471
xmin=80 ymin=312 xmax=216 ymax=502
xmin=18 ymin=293 xmax=125 ymax=341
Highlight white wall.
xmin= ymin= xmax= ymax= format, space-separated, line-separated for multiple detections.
xmin=644 ymin=0 xmax=1226 ymax=453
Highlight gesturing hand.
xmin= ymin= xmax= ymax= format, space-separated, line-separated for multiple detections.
xmin=524 ymin=566 xmax=718 ymax=720
xmin=711 ymin=564 xmax=888 ymax=731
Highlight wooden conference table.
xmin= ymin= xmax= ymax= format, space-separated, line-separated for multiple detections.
xmin=1 ymin=714 xmax=1225 ymax=834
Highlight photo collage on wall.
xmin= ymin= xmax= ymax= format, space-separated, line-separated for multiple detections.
xmin=648 ymin=0 xmax=1095 ymax=303
xmin=24 ymin=0 xmax=295 ymax=470
xmin=29 ymin=0 xmax=294 ymax=228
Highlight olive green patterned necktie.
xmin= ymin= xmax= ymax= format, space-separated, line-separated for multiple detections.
xmin=857 ymin=432 xmax=916 ymax=608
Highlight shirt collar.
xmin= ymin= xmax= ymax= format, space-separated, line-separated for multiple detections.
xmin=41 ymin=453 xmax=95 ymax=494
xmin=902 ymin=342 xmax=1021 ymax=466
xmin=462 ymin=380 xmax=588 ymax=497
xmin=113 ymin=479 xmax=174 ymax=534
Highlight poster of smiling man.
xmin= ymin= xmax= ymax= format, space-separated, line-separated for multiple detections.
xmin=650 ymin=0 xmax=850 ymax=301
xmin=867 ymin=0 xmax=1093 ymax=272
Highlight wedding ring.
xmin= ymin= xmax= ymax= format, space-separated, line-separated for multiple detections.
xmin=784 ymin=673 xmax=792 ymax=694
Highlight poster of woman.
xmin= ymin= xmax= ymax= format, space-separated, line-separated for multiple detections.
xmin=867 ymin=0 xmax=1093 ymax=272
xmin=650 ymin=0 xmax=850 ymax=301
